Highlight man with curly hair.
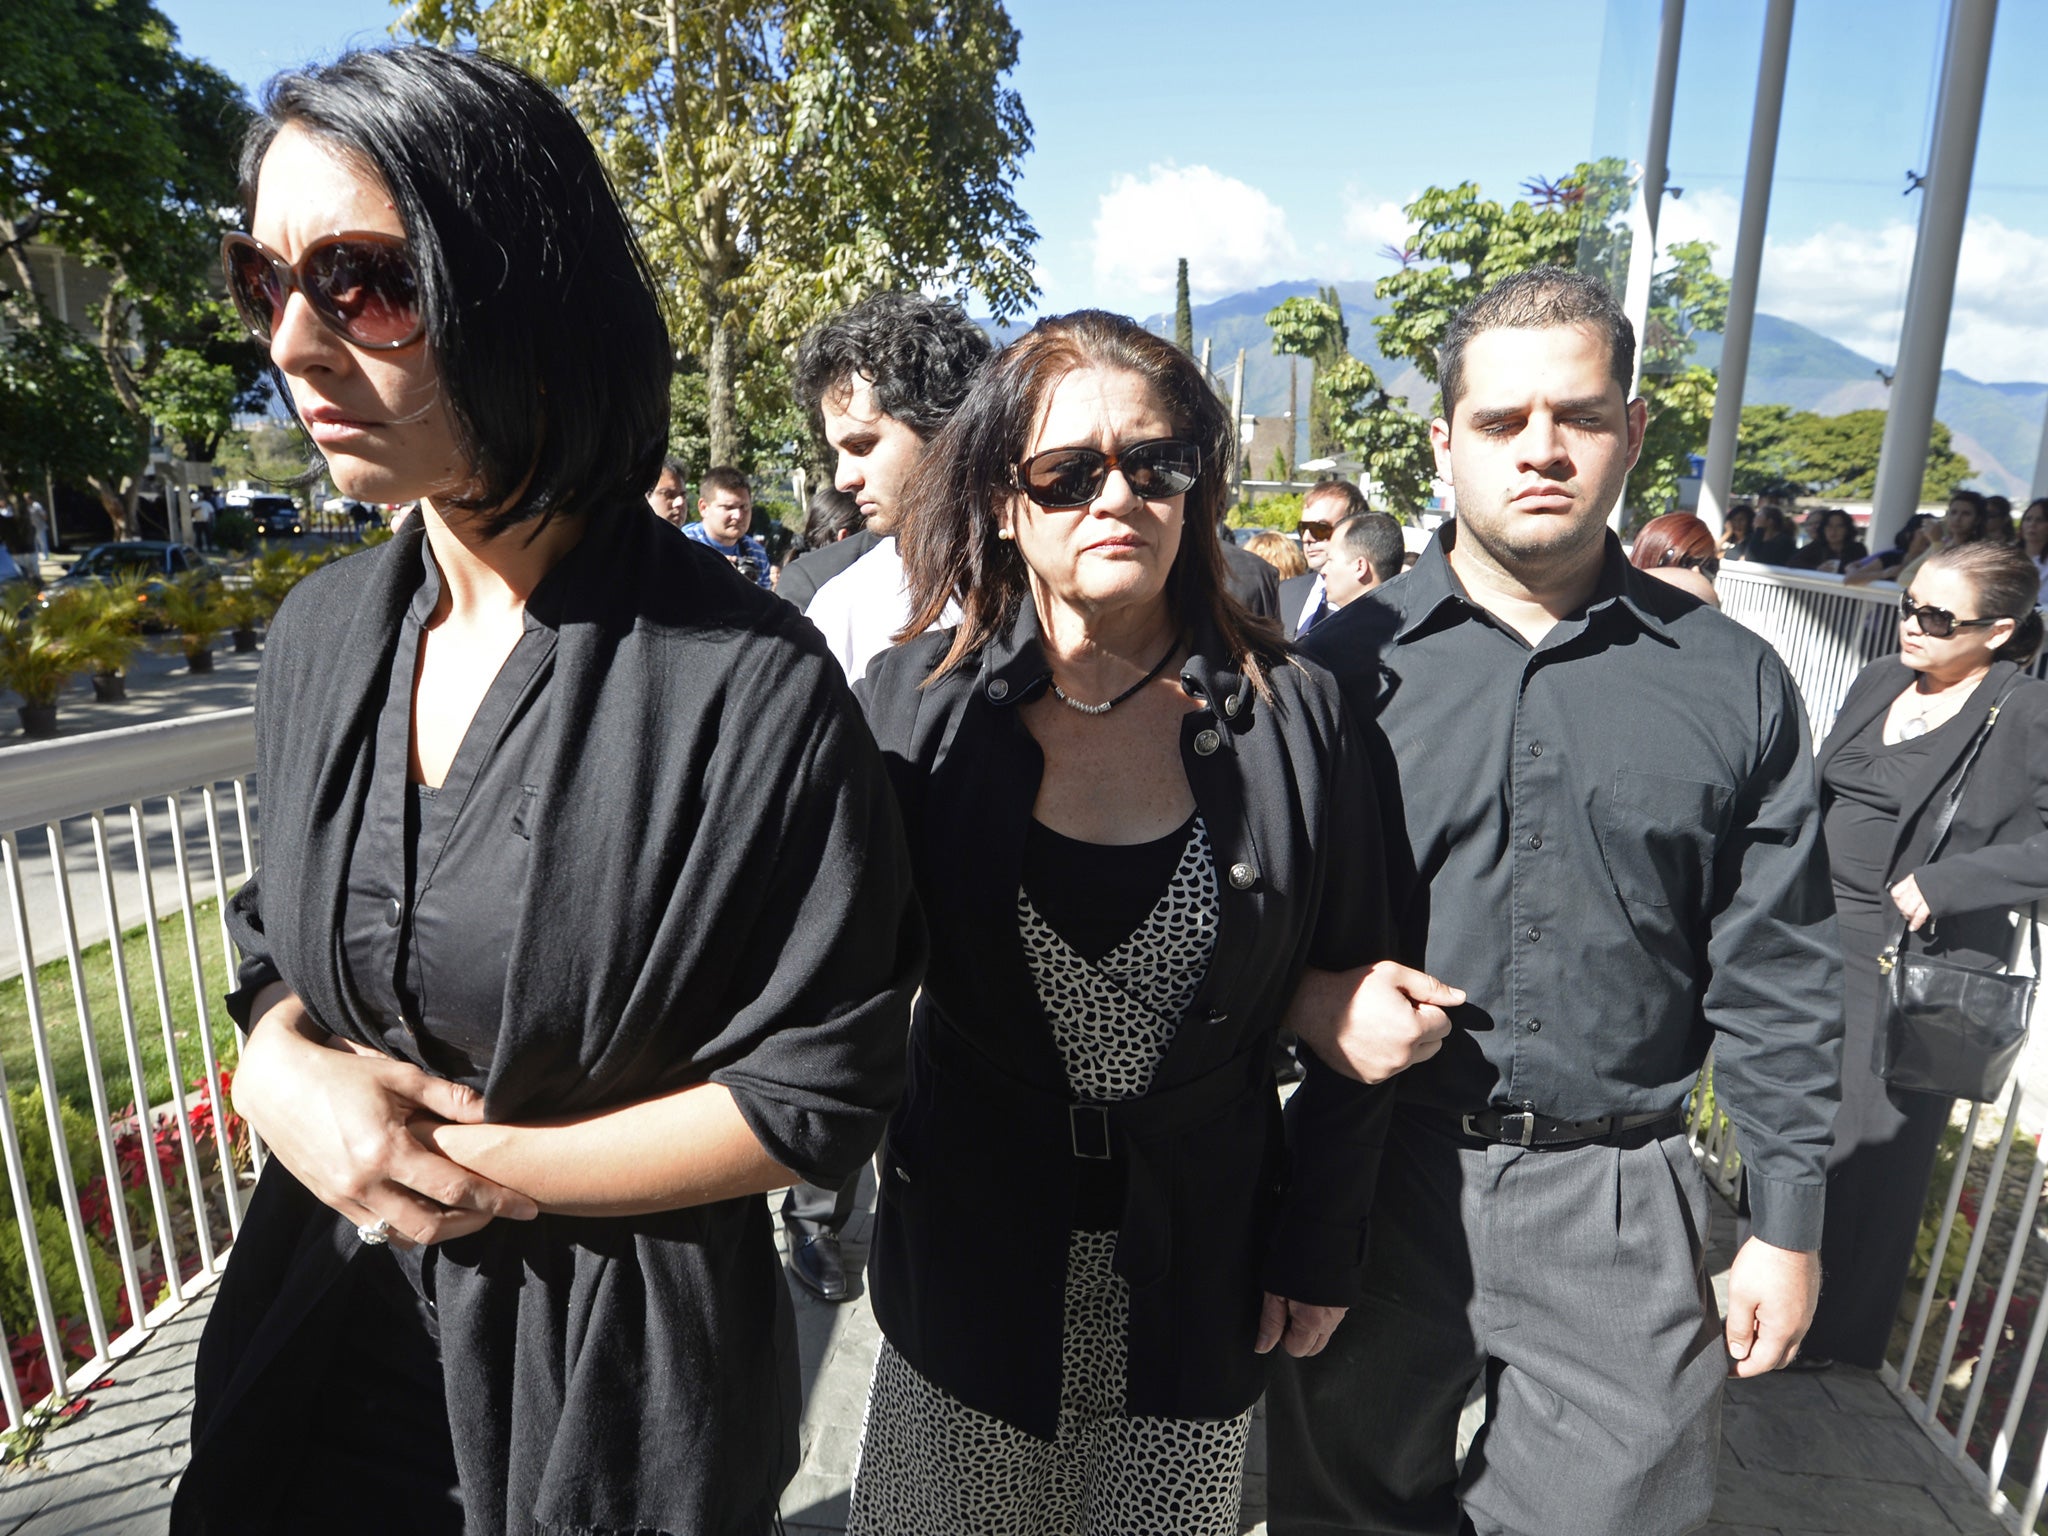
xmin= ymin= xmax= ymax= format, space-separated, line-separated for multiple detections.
xmin=794 ymin=291 xmax=993 ymax=683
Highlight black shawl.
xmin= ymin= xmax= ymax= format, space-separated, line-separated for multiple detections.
xmin=173 ymin=507 xmax=923 ymax=1535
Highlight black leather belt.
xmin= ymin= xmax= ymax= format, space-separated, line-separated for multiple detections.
xmin=1454 ymin=1106 xmax=1684 ymax=1149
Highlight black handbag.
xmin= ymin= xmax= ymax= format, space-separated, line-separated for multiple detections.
xmin=1874 ymin=675 xmax=2040 ymax=1101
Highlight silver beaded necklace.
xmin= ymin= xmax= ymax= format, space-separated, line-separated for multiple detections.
xmin=1049 ymin=641 xmax=1178 ymax=716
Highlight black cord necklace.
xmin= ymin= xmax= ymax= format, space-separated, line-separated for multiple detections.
xmin=1049 ymin=640 xmax=1179 ymax=716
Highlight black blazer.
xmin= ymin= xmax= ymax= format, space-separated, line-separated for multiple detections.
xmin=174 ymin=509 xmax=923 ymax=1536
xmin=1817 ymin=657 xmax=2048 ymax=968
xmin=1221 ymin=539 xmax=1281 ymax=618
xmin=1278 ymin=571 xmax=1317 ymax=639
xmin=856 ymin=608 xmax=1393 ymax=1439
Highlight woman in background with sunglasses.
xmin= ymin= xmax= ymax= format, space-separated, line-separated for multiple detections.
xmin=1629 ymin=511 xmax=1722 ymax=608
xmin=1802 ymin=541 xmax=2048 ymax=1372
xmin=844 ymin=310 xmax=1424 ymax=1533
xmin=175 ymin=47 xmax=919 ymax=1536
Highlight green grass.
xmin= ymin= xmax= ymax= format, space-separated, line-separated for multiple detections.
xmin=0 ymin=898 xmax=240 ymax=1123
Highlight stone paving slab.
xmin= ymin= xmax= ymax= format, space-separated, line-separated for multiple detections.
xmin=0 ymin=1180 xmax=2020 ymax=1535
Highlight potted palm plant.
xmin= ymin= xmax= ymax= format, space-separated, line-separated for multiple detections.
xmin=219 ymin=585 xmax=271 ymax=653
xmin=154 ymin=576 xmax=228 ymax=674
xmin=38 ymin=583 xmax=145 ymax=701
xmin=0 ymin=604 xmax=80 ymax=736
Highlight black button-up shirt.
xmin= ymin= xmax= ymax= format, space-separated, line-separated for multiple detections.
xmin=1302 ymin=526 xmax=1843 ymax=1250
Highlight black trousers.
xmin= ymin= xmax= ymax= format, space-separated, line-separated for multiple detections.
xmin=781 ymin=1173 xmax=861 ymax=1240
xmin=1803 ymin=907 xmax=1954 ymax=1368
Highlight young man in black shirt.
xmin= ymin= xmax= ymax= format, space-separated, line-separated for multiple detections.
xmin=1270 ymin=268 xmax=1842 ymax=1536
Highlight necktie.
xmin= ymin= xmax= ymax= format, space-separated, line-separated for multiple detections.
xmin=1299 ymin=595 xmax=1329 ymax=636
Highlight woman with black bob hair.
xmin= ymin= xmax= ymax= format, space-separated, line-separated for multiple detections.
xmin=1804 ymin=540 xmax=2048 ymax=1371
xmin=174 ymin=47 xmax=920 ymax=1535
xmin=846 ymin=310 xmax=1415 ymax=1531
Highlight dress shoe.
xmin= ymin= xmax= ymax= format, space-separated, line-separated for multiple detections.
xmin=786 ymin=1231 xmax=850 ymax=1302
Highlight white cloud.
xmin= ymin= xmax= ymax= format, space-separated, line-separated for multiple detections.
xmin=1091 ymin=164 xmax=1296 ymax=312
xmin=1654 ymin=189 xmax=2048 ymax=383
xmin=1341 ymin=197 xmax=1414 ymax=259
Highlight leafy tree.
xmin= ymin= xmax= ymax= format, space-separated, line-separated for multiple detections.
xmin=1174 ymin=259 xmax=1193 ymax=355
xmin=1369 ymin=161 xmax=1723 ymax=516
xmin=1731 ymin=404 xmax=1972 ymax=502
xmin=0 ymin=0 xmax=256 ymax=531
xmin=0 ymin=294 xmax=148 ymax=509
xmin=1264 ymin=293 xmax=1432 ymax=514
xmin=404 ymin=0 xmax=1038 ymax=469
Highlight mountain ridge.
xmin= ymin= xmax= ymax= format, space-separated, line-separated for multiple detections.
xmin=985 ymin=284 xmax=2045 ymax=498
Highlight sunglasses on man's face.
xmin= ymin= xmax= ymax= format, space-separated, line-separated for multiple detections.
xmin=1899 ymin=592 xmax=2001 ymax=639
xmin=221 ymin=231 xmax=425 ymax=351
xmin=1014 ymin=439 xmax=1201 ymax=509
xmin=1298 ymin=520 xmax=1334 ymax=542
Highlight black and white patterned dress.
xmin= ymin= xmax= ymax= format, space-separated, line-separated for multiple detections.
xmin=848 ymin=817 xmax=1251 ymax=1536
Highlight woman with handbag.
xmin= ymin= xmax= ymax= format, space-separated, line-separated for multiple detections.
xmin=1803 ymin=541 xmax=2048 ymax=1369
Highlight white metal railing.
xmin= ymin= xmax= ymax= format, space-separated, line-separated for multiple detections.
xmin=1714 ymin=562 xmax=1902 ymax=742
xmin=1701 ymin=562 xmax=2048 ymax=1532
xmin=0 ymin=708 xmax=256 ymax=1432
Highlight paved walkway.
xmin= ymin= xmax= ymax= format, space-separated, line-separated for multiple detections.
xmin=0 ymin=1176 xmax=2013 ymax=1535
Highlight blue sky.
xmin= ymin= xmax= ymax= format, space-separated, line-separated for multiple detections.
xmin=159 ymin=0 xmax=2048 ymax=382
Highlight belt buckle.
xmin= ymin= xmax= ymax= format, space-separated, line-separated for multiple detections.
xmin=1069 ymin=1103 xmax=1112 ymax=1160
xmin=1501 ymin=1110 xmax=1537 ymax=1147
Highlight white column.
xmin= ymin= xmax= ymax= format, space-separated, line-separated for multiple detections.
xmin=1614 ymin=0 xmax=1686 ymax=530
xmin=1695 ymin=0 xmax=1794 ymax=540
xmin=2031 ymin=395 xmax=2048 ymax=501
xmin=1869 ymin=0 xmax=1999 ymax=548
xmin=1697 ymin=0 xmax=1795 ymax=537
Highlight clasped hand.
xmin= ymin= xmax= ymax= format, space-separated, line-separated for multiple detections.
xmin=1286 ymin=960 xmax=1464 ymax=1084
xmin=232 ymin=989 xmax=538 ymax=1246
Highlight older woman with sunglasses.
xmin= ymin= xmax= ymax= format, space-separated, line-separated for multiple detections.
xmin=1801 ymin=542 xmax=2048 ymax=1371
xmin=175 ymin=49 xmax=919 ymax=1536
xmin=843 ymin=310 xmax=1439 ymax=1534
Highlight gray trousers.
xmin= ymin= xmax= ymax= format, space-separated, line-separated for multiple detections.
xmin=1268 ymin=1114 xmax=1723 ymax=1536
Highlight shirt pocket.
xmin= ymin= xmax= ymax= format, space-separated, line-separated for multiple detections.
xmin=1598 ymin=769 xmax=1730 ymax=910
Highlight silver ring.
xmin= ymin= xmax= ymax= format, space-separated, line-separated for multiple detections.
xmin=355 ymin=1219 xmax=392 ymax=1246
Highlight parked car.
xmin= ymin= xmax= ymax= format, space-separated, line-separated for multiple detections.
xmin=40 ymin=541 xmax=215 ymax=629
xmin=226 ymin=492 xmax=304 ymax=537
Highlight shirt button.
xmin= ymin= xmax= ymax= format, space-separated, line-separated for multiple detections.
xmin=1228 ymin=862 xmax=1256 ymax=890
xmin=1528 ymin=1018 xmax=1542 ymax=1033
xmin=1528 ymin=834 xmax=1543 ymax=850
xmin=1529 ymin=743 xmax=1543 ymax=757
xmin=1526 ymin=927 xmax=1540 ymax=942
xmin=385 ymin=897 xmax=402 ymax=928
xmin=1207 ymin=1008 xmax=1230 ymax=1024
xmin=987 ymin=678 xmax=1009 ymax=701
xmin=1194 ymin=729 xmax=1221 ymax=756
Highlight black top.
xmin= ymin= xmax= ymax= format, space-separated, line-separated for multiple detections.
xmin=176 ymin=509 xmax=923 ymax=1536
xmin=1022 ymin=814 xmax=1195 ymax=962
xmin=1739 ymin=532 xmax=1799 ymax=566
xmin=1820 ymin=705 xmax=1963 ymax=913
xmin=1792 ymin=538 xmax=1870 ymax=572
xmin=857 ymin=605 xmax=1393 ymax=1438
xmin=776 ymin=525 xmax=882 ymax=613
xmin=1301 ymin=525 xmax=1843 ymax=1251
xmin=338 ymin=542 xmax=550 ymax=1086
xmin=1817 ymin=657 xmax=2048 ymax=969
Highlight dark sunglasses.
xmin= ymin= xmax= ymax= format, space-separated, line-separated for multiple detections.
xmin=221 ymin=231 xmax=424 ymax=351
xmin=1899 ymin=592 xmax=2001 ymax=639
xmin=1298 ymin=519 xmax=1335 ymax=541
xmin=1657 ymin=549 xmax=1720 ymax=579
xmin=1014 ymin=439 xmax=1201 ymax=509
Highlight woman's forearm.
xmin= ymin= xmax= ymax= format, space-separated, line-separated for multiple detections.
xmin=422 ymin=1080 xmax=796 ymax=1218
